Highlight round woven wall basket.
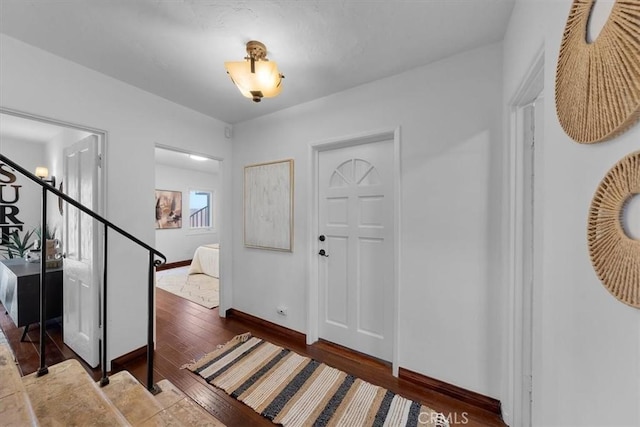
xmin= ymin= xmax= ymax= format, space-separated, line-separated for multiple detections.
xmin=588 ymin=151 xmax=640 ymax=307
xmin=555 ymin=0 xmax=640 ymax=144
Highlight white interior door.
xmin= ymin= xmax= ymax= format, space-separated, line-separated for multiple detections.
xmin=318 ymin=140 xmax=394 ymax=361
xmin=63 ymin=135 xmax=100 ymax=367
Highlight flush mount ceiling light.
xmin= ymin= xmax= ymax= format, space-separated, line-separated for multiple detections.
xmin=225 ymin=40 xmax=284 ymax=103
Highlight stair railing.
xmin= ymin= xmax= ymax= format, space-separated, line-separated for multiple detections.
xmin=189 ymin=205 xmax=210 ymax=228
xmin=0 ymin=154 xmax=166 ymax=393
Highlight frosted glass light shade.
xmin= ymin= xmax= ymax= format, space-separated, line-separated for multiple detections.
xmin=225 ymin=60 xmax=282 ymax=100
xmin=35 ymin=166 xmax=49 ymax=178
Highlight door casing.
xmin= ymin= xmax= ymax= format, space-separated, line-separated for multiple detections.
xmin=307 ymin=127 xmax=401 ymax=375
xmin=0 ymin=107 xmax=107 ymax=366
xmin=504 ymin=50 xmax=544 ymax=426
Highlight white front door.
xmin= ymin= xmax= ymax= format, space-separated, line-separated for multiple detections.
xmin=63 ymin=135 xmax=100 ymax=367
xmin=318 ymin=140 xmax=394 ymax=361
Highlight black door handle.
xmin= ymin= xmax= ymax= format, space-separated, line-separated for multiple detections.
xmin=318 ymin=249 xmax=329 ymax=257
xmin=319 ymin=235 xmax=326 ymax=242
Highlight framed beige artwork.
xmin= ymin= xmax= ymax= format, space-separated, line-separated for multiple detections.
xmin=244 ymin=159 xmax=294 ymax=251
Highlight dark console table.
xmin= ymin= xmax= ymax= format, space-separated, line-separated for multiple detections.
xmin=0 ymin=259 xmax=63 ymax=341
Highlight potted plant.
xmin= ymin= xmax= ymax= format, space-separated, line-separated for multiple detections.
xmin=0 ymin=229 xmax=36 ymax=259
xmin=35 ymin=225 xmax=61 ymax=267
xmin=35 ymin=225 xmax=57 ymax=243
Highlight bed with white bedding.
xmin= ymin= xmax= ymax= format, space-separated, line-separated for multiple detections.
xmin=188 ymin=243 xmax=219 ymax=278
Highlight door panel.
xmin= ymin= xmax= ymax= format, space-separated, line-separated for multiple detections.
xmin=63 ymin=135 xmax=99 ymax=367
xmin=327 ymin=197 xmax=349 ymax=225
xmin=358 ymin=237 xmax=385 ymax=338
xmin=358 ymin=196 xmax=384 ymax=227
xmin=318 ymin=140 xmax=394 ymax=361
xmin=326 ymin=236 xmax=348 ymax=327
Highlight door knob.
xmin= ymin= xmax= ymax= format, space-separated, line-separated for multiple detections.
xmin=318 ymin=249 xmax=329 ymax=257
xmin=319 ymin=235 xmax=326 ymax=242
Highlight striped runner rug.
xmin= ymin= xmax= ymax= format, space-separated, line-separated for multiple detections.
xmin=184 ymin=333 xmax=449 ymax=427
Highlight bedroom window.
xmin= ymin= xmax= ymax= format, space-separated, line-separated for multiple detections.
xmin=189 ymin=190 xmax=213 ymax=229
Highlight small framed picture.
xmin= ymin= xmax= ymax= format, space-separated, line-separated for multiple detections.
xmin=155 ymin=190 xmax=182 ymax=229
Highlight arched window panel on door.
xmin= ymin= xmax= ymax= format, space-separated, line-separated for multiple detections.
xmin=329 ymin=159 xmax=381 ymax=188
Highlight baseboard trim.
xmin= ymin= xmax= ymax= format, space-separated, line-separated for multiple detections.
xmin=225 ymin=309 xmax=306 ymax=345
xmin=110 ymin=345 xmax=147 ymax=371
xmin=399 ymin=367 xmax=502 ymax=417
xmin=156 ymin=259 xmax=191 ymax=271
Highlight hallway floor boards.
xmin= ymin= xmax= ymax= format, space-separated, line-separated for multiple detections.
xmin=0 ymin=288 xmax=505 ymax=426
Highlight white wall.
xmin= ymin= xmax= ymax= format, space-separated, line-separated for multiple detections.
xmin=0 ymin=34 xmax=233 ymax=362
xmin=155 ymin=163 xmax=220 ymax=263
xmin=503 ymin=1 xmax=640 ymax=425
xmin=0 ymin=138 xmax=45 ymax=241
xmin=231 ymin=43 xmax=505 ymax=399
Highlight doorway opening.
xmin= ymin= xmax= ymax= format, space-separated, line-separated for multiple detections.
xmin=0 ymin=107 xmax=107 ymax=369
xmin=153 ymin=145 xmax=223 ymax=313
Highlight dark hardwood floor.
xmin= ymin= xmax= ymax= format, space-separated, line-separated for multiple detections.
xmin=0 ymin=288 xmax=506 ymax=426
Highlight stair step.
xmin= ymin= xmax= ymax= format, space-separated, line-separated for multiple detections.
xmin=2 ymin=341 xmax=225 ymax=426
xmin=0 ymin=344 xmax=38 ymax=426
xmin=154 ymin=379 xmax=185 ymax=409
xmin=100 ymin=373 xmax=225 ymax=426
xmin=22 ymin=359 xmax=129 ymax=426
xmin=145 ymin=379 xmax=226 ymax=426
xmin=100 ymin=370 xmax=165 ymax=425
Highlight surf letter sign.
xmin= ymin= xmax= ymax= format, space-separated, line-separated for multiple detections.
xmin=0 ymin=163 xmax=24 ymax=244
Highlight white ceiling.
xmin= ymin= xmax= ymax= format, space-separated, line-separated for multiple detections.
xmin=155 ymin=147 xmax=220 ymax=175
xmin=0 ymin=113 xmax=65 ymax=144
xmin=0 ymin=0 xmax=515 ymax=125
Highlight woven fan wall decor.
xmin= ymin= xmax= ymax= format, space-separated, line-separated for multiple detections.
xmin=555 ymin=0 xmax=640 ymax=144
xmin=588 ymin=151 xmax=640 ymax=307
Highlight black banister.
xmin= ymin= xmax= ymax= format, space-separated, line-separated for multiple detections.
xmin=37 ymin=185 xmax=48 ymax=377
xmin=0 ymin=155 xmax=165 ymax=261
xmin=147 ymin=251 xmax=159 ymax=394
xmin=100 ymin=223 xmax=109 ymax=387
xmin=1 ymin=154 xmax=165 ymax=392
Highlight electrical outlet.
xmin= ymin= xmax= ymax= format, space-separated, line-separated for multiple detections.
xmin=276 ymin=306 xmax=287 ymax=316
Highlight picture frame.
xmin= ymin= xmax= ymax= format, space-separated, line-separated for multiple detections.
xmin=155 ymin=190 xmax=182 ymax=229
xmin=244 ymin=159 xmax=294 ymax=251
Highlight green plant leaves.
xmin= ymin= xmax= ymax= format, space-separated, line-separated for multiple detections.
xmin=0 ymin=229 xmax=36 ymax=259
